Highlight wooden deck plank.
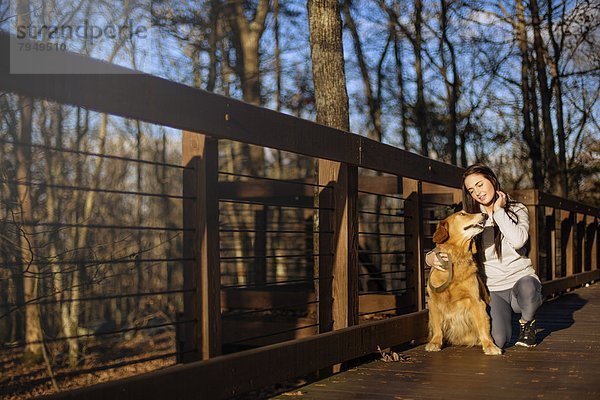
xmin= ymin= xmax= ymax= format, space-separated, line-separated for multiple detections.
xmin=274 ymin=283 xmax=600 ymax=400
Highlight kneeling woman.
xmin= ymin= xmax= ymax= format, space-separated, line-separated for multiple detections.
xmin=426 ymin=163 xmax=543 ymax=349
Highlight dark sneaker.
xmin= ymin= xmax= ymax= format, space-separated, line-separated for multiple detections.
xmin=516 ymin=319 xmax=537 ymax=347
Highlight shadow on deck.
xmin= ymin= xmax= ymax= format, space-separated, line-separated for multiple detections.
xmin=274 ymin=283 xmax=600 ymax=400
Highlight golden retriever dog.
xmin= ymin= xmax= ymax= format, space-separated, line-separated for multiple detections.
xmin=425 ymin=211 xmax=502 ymax=355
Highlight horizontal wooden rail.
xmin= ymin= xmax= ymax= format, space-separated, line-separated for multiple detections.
xmin=512 ymin=189 xmax=600 ymax=217
xmin=0 ymin=32 xmax=462 ymax=188
xmin=541 ymin=270 xmax=600 ymax=297
xmin=43 ymin=311 xmax=429 ymax=400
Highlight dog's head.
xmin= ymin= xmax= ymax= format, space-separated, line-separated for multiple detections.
xmin=432 ymin=211 xmax=488 ymax=246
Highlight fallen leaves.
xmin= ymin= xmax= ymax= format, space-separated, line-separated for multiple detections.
xmin=377 ymin=346 xmax=412 ymax=363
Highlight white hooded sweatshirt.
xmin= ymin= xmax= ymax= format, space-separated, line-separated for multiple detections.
xmin=480 ymin=202 xmax=540 ymax=292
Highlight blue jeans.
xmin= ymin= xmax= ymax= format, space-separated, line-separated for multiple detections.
xmin=489 ymin=276 xmax=543 ymax=348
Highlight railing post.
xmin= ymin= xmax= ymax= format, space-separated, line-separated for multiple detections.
xmin=181 ymin=131 xmax=221 ymax=362
xmin=512 ymin=189 xmax=542 ymax=276
xmin=546 ymin=207 xmax=557 ymax=281
xmin=529 ymin=204 xmax=540 ymax=275
xmin=318 ymin=160 xmax=359 ymax=333
xmin=595 ymin=218 xmax=600 ymax=271
xmin=584 ymin=215 xmax=595 ymax=271
xmin=563 ymin=210 xmax=575 ymax=278
xmin=576 ymin=213 xmax=585 ymax=274
xmin=588 ymin=216 xmax=598 ymax=271
xmin=403 ymin=178 xmax=424 ymax=312
xmin=253 ymin=207 xmax=267 ymax=285
xmin=528 ymin=201 xmax=540 ymax=276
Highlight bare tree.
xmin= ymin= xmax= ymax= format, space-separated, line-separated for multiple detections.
xmin=413 ymin=0 xmax=428 ymax=156
xmin=342 ymin=0 xmax=385 ymax=142
xmin=207 ymin=0 xmax=222 ymax=92
xmin=393 ymin=24 xmax=409 ymax=150
xmin=439 ymin=0 xmax=460 ymax=165
xmin=308 ymin=0 xmax=350 ymax=131
xmin=546 ymin=0 xmax=571 ymax=196
xmin=530 ymin=0 xmax=561 ymax=194
xmin=379 ymin=0 xmax=428 ymax=155
xmin=227 ymin=0 xmax=270 ymax=175
xmin=15 ymin=0 xmax=44 ymax=362
xmin=515 ymin=0 xmax=544 ymax=189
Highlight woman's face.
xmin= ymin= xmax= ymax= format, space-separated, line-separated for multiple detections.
xmin=464 ymin=173 xmax=496 ymax=207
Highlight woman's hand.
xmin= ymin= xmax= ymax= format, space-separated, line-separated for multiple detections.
xmin=425 ymin=251 xmax=449 ymax=271
xmin=493 ymin=190 xmax=507 ymax=212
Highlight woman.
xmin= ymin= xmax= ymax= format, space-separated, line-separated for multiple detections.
xmin=425 ymin=163 xmax=543 ymax=349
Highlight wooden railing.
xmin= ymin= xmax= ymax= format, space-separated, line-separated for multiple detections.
xmin=512 ymin=189 xmax=599 ymax=296
xmin=1 ymin=32 xmax=598 ymax=399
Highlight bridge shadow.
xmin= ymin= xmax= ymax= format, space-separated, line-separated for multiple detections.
xmin=506 ymin=291 xmax=588 ymax=348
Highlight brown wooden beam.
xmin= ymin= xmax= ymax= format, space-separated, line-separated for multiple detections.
xmin=221 ymin=288 xmax=411 ymax=317
xmin=528 ymin=204 xmax=540 ymax=275
xmin=511 ymin=189 xmax=539 ymax=206
xmin=359 ymin=138 xmax=463 ymax=187
xmin=542 ymin=270 xmax=600 ymax=297
xmin=357 ymin=175 xmax=402 ymax=195
xmin=402 ymin=178 xmax=425 ymax=312
xmin=564 ymin=210 xmax=575 ymax=278
xmin=318 ymin=161 xmax=359 ymax=331
xmin=182 ymin=132 xmax=221 ymax=361
xmin=44 ymin=311 xmax=428 ymax=400
xmin=586 ymin=216 xmax=598 ymax=271
xmin=218 ymin=179 xmax=314 ymax=200
xmin=0 ymin=32 xmax=464 ymax=188
xmin=219 ymin=175 xmax=405 ymax=201
xmin=514 ymin=188 xmax=600 ymax=217
xmin=547 ymin=207 xmax=557 ymax=281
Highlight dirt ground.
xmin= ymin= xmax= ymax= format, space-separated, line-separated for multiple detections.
xmin=0 ymin=331 xmax=175 ymax=399
xmin=2 ymin=325 xmax=373 ymax=399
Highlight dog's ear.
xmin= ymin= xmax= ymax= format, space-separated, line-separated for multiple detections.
xmin=433 ymin=220 xmax=449 ymax=244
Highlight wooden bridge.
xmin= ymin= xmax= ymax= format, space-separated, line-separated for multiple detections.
xmin=273 ymin=283 xmax=600 ymax=400
xmin=1 ymin=32 xmax=599 ymax=399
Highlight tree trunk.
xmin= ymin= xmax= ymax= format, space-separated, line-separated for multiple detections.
xmin=17 ymin=88 xmax=43 ymax=363
xmin=342 ymin=0 xmax=384 ymax=142
xmin=206 ymin=0 xmax=221 ymax=92
xmin=41 ymin=102 xmax=71 ymax=365
xmin=516 ymin=0 xmax=544 ymax=189
xmin=414 ymin=0 xmax=428 ymax=156
xmin=0 ymin=98 xmax=21 ymax=344
xmin=546 ymin=0 xmax=568 ymax=196
xmin=67 ymin=107 xmax=88 ymax=366
xmin=440 ymin=0 xmax=459 ymax=165
xmin=135 ymin=120 xmax=144 ymax=320
xmin=393 ymin=28 xmax=409 ymax=150
xmin=274 ymin=0 xmax=282 ymax=112
xmin=308 ymin=0 xmax=350 ymax=131
xmin=161 ymin=133 xmax=173 ymax=292
xmin=529 ymin=0 xmax=559 ymax=193
xmin=227 ymin=0 xmax=269 ymax=176
xmin=379 ymin=0 xmax=423 ymax=151
xmin=68 ymin=112 xmax=109 ymax=365
xmin=16 ymin=0 xmax=44 ymax=363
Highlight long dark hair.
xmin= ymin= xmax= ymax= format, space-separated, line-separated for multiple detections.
xmin=462 ymin=163 xmax=519 ymax=263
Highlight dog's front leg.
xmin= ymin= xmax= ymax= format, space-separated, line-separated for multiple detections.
xmin=425 ymin=301 xmax=443 ymax=352
xmin=472 ymin=299 xmax=502 ymax=355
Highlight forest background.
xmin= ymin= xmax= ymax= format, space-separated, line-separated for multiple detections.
xmin=0 ymin=0 xmax=599 ymax=397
